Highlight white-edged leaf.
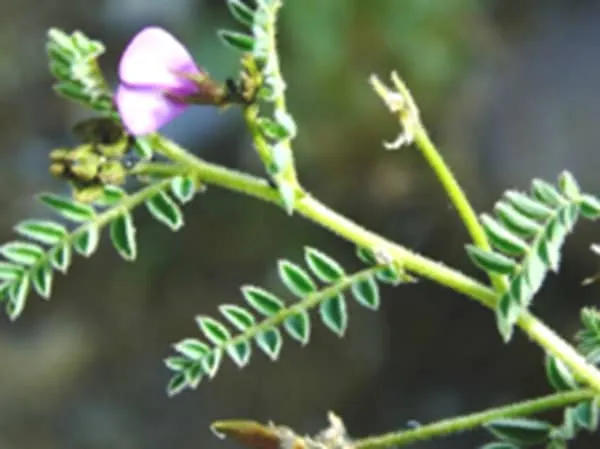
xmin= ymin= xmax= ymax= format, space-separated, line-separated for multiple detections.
xmin=7 ymin=273 xmax=30 ymax=320
xmin=0 ymin=262 xmax=24 ymax=280
xmin=284 ymin=311 xmax=311 ymax=345
xmin=241 ymin=285 xmax=284 ymax=316
xmin=110 ymin=213 xmax=137 ymax=261
xmin=226 ymin=341 xmax=252 ymax=367
xmin=219 ymin=304 xmax=256 ymax=331
xmin=0 ymin=241 xmax=44 ymax=266
xmin=304 ymin=247 xmax=345 ymax=282
xmin=166 ymin=372 xmax=189 ymax=396
xmin=51 ymin=244 xmax=71 ymax=273
xmin=278 ymin=260 xmax=316 ymax=298
xmin=195 ymin=316 xmax=231 ymax=346
xmin=200 ymin=348 xmax=223 ymax=378
xmin=96 ymin=185 xmax=126 ymax=207
xmin=146 ymin=191 xmax=183 ymax=231
xmin=15 ymin=220 xmax=67 ymax=245
xmin=351 ymin=275 xmax=380 ymax=310
xmin=32 ymin=264 xmax=53 ymax=299
xmin=171 ymin=176 xmax=196 ymax=204
xmin=481 ymin=214 xmax=529 ymax=256
xmin=38 ymin=193 xmax=95 ymax=222
xmin=255 ymin=328 xmax=282 ymax=360
xmin=173 ymin=338 xmax=210 ymax=361
xmin=320 ymin=294 xmax=348 ymax=337
xmin=74 ymin=226 xmax=100 ymax=257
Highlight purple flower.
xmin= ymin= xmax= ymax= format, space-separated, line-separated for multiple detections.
xmin=115 ymin=27 xmax=202 ymax=136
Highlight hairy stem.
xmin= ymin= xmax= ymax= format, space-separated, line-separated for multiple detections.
xmin=257 ymin=0 xmax=299 ymax=188
xmin=354 ymin=389 xmax=596 ymax=449
xmin=154 ymin=136 xmax=600 ymax=393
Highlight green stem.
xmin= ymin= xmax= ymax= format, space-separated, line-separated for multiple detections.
xmin=257 ymin=0 xmax=299 ymax=188
xmin=354 ymin=389 xmax=596 ymax=449
xmin=153 ymin=136 xmax=600 ymax=394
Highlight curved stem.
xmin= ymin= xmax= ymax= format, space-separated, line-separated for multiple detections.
xmin=154 ymin=135 xmax=600 ymax=393
xmin=354 ymin=389 xmax=596 ymax=449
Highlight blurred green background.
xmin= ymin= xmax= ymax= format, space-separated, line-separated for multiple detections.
xmin=1 ymin=1 xmax=600 ymax=448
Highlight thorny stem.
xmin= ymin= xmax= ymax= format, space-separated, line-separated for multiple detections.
xmin=154 ymin=136 xmax=600 ymax=395
xmin=354 ymin=389 xmax=597 ymax=449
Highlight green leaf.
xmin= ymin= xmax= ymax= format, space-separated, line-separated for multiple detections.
xmin=226 ymin=0 xmax=255 ymax=28
xmin=226 ymin=341 xmax=252 ymax=367
xmin=171 ymin=176 xmax=196 ymax=204
xmin=504 ymin=191 xmax=553 ymax=220
xmin=146 ymin=191 xmax=183 ymax=231
xmin=110 ymin=213 xmax=137 ymax=261
xmin=15 ymin=220 xmax=67 ymax=245
xmin=466 ymin=246 xmax=517 ymax=275
xmin=278 ymin=260 xmax=317 ymax=298
xmin=521 ymin=253 xmax=546 ymax=300
xmin=269 ymin=142 xmax=291 ymax=175
xmin=258 ymin=117 xmax=292 ymax=141
xmin=485 ymin=418 xmax=552 ymax=446
xmin=219 ymin=304 xmax=256 ymax=331
xmin=195 ymin=316 xmax=231 ymax=346
xmin=304 ymin=247 xmax=345 ymax=282
xmin=356 ymin=247 xmax=378 ymax=265
xmin=173 ymin=338 xmax=210 ymax=360
xmin=580 ymin=194 xmax=600 ymax=220
xmin=32 ymin=264 xmax=53 ymax=299
xmin=242 ymin=285 xmax=284 ymax=316
xmin=200 ymin=349 xmax=223 ymax=378
xmin=164 ymin=355 xmax=191 ymax=372
xmin=480 ymin=443 xmax=520 ymax=449
xmin=573 ymin=399 xmax=599 ymax=431
xmin=284 ymin=311 xmax=311 ymax=345
xmin=320 ymin=294 xmax=348 ymax=337
xmin=0 ymin=262 xmax=24 ymax=281
xmin=183 ymin=362 xmax=203 ymax=389
xmin=218 ymin=30 xmax=255 ymax=52
xmin=255 ymin=328 xmax=282 ymax=360
xmin=132 ymin=137 xmax=153 ymax=160
xmin=532 ymin=179 xmax=566 ymax=208
xmin=494 ymin=202 xmax=542 ymax=237
xmin=39 ymin=193 xmax=95 ymax=222
xmin=166 ymin=372 xmax=188 ymax=397
xmin=508 ymin=274 xmax=532 ymax=308
xmin=545 ymin=354 xmax=578 ymax=391
xmin=74 ymin=226 xmax=100 ymax=257
xmin=6 ymin=273 xmax=30 ymax=320
xmin=53 ymin=82 xmax=91 ymax=105
xmin=274 ymin=110 xmax=297 ymax=140
xmin=375 ymin=265 xmax=404 ymax=285
xmin=51 ymin=244 xmax=71 ymax=273
xmin=96 ymin=186 xmax=126 ymax=207
xmin=558 ymin=171 xmax=580 ymax=201
xmin=277 ymin=181 xmax=296 ymax=215
xmin=481 ymin=214 xmax=529 ymax=256
xmin=351 ymin=275 xmax=380 ymax=310
xmin=496 ymin=292 xmax=520 ymax=342
xmin=0 ymin=241 xmax=44 ymax=266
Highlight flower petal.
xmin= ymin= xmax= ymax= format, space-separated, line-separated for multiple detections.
xmin=119 ymin=26 xmax=201 ymax=90
xmin=115 ymin=84 xmax=186 ymax=136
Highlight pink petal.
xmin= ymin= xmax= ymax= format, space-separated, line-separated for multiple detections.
xmin=119 ymin=26 xmax=201 ymax=91
xmin=115 ymin=84 xmax=187 ymax=136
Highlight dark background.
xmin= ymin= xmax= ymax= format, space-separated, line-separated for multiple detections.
xmin=0 ymin=0 xmax=599 ymax=448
